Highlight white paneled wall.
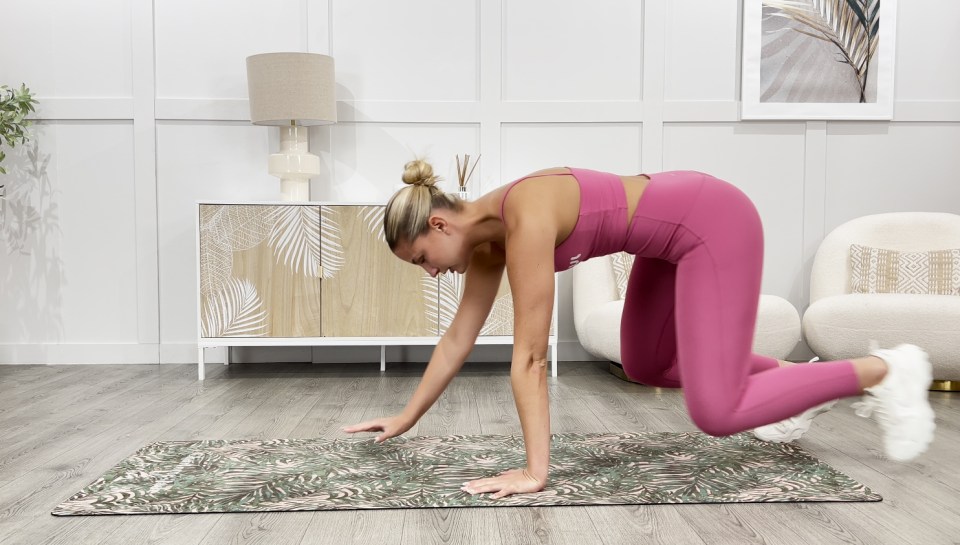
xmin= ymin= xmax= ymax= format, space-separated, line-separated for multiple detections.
xmin=155 ymin=1 xmax=305 ymax=100
xmin=502 ymin=0 xmax=643 ymax=101
xmin=894 ymin=0 xmax=960 ymax=102
xmin=824 ymin=123 xmax=960 ymax=231
xmin=331 ymin=1 xmax=479 ymax=102
xmin=663 ymin=0 xmax=740 ymax=102
xmin=0 ymin=122 xmax=143 ymax=363
xmin=324 ymin=124 xmax=481 ymax=201
xmin=3 ymin=0 xmax=133 ymax=99
xmin=0 ymin=0 xmax=958 ymax=364
xmin=501 ymin=124 xmax=643 ymax=180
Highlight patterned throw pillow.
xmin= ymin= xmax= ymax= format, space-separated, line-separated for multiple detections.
xmin=849 ymin=244 xmax=960 ymax=296
xmin=611 ymin=252 xmax=636 ymax=300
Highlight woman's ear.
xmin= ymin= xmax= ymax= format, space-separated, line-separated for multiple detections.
xmin=429 ymin=216 xmax=447 ymax=233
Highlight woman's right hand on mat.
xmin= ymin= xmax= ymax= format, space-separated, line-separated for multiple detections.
xmin=342 ymin=415 xmax=413 ymax=443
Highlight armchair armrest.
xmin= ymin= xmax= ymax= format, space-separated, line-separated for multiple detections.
xmin=571 ymin=255 xmax=619 ymax=339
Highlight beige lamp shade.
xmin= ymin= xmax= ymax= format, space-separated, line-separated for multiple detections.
xmin=246 ymin=52 xmax=337 ymax=126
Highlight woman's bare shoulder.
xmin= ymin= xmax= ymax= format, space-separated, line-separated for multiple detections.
xmin=499 ymin=169 xmax=577 ymax=229
xmin=526 ymin=167 xmax=570 ymax=177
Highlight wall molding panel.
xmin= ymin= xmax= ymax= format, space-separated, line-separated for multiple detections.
xmin=132 ymin=0 xmax=160 ymax=350
xmin=149 ymin=99 xmax=960 ymax=124
xmin=1 ymin=0 xmax=957 ymax=364
xmin=30 ymin=99 xmax=135 ymax=121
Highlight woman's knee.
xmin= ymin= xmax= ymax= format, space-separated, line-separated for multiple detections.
xmin=686 ymin=402 xmax=741 ymax=437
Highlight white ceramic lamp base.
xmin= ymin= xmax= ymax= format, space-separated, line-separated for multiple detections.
xmin=279 ymin=179 xmax=310 ymax=201
xmin=269 ymin=125 xmax=320 ymax=201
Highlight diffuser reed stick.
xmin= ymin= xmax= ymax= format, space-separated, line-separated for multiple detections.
xmin=455 ymin=153 xmax=480 ymax=191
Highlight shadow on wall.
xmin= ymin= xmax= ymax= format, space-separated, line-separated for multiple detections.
xmin=311 ymin=82 xmax=358 ymax=202
xmin=0 ymin=133 xmax=64 ymax=345
xmin=309 ymin=83 xmax=438 ymax=202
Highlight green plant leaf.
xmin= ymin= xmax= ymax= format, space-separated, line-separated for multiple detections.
xmin=0 ymin=82 xmax=38 ymax=167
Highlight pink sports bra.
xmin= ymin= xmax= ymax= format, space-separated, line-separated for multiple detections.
xmin=499 ymin=168 xmax=635 ymax=272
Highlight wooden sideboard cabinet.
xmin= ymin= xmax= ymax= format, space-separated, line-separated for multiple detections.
xmin=196 ymin=202 xmax=559 ymax=380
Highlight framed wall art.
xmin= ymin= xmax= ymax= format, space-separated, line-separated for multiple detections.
xmin=742 ymin=0 xmax=897 ymax=120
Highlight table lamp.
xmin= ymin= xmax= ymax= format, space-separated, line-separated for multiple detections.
xmin=246 ymin=52 xmax=337 ymax=201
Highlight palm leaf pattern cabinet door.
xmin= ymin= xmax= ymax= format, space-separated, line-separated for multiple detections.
xmin=434 ymin=266 xmax=556 ymax=337
xmin=199 ymin=204 xmax=323 ymax=338
xmin=320 ymin=205 xmax=438 ymax=337
xmin=433 ymin=274 xmax=514 ymax=336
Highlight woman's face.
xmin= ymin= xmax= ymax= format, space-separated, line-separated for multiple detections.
xmin=394 ymin=218 xmax=470 ymax=278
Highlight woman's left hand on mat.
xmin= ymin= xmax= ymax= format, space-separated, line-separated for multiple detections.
xmin=461 ymin=468 xmax=546 ymax=499
xmin=341 ymin=414 xmax=412 ymax=443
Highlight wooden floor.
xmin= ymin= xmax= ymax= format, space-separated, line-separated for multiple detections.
xmin=0 ymin=361 xmax=958 ymax=545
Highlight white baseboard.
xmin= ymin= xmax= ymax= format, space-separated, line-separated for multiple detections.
xmin=559 ymin=341 xmax=605 ymax=363
xmin=0 ymin=344 xmax=160 ymax=364
xmin=0 ymin=340 xmax=604 ymax=365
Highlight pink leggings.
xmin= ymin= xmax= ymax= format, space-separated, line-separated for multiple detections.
xmin=620 ymin=172 xmax=861 ymax=436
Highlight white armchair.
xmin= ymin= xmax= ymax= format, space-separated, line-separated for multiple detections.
xmin=802 ymin=212 xmax=960 ymax=390
xmin=572 ymin=253 xmax=802 ymax=379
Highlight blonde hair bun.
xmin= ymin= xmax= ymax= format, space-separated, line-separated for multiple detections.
xmin=402 ymin=159 xmax=440 ymax=187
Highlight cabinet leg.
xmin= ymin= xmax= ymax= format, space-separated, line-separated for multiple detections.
xmin=198 ymin=347 xmax=205 ymax=381
xmin=380 ymin=345 xmax=386 ymax=373
xmin=551 ymin=342 xmax=558 ymax=377
xmin=225 ymin=346 xmax=230 ymax=366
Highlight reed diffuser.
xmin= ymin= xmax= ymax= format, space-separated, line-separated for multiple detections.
xmin=454 ymin=153 xmax=480 ymax=200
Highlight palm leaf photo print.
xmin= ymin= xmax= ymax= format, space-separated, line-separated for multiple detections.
xmin=742 ymin=0 xmax=896 ymax=119
xmin=763 ymin=0 xmax=880 ymax=103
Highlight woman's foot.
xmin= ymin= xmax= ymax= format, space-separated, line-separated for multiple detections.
xmin=753 ymin=357 xmax=836 ymax=443
xmin=852 ymin=344 xmax=936 ymax=461
xmin=752 ymin=400 xmax=837 ymax=443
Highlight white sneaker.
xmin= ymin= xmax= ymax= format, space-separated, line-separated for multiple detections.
xmin=852 ymin=344 xmax=936 ymax=462
xmin=753 ymin=357 xmax=836 ymax=443
xmin=753 ymin=401 xmax=836 ymax=443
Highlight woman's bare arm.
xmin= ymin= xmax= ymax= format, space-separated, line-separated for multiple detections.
xmin=460 ymin=183 xmax=558 ymax=498
xmin=503 ymin=216 xmax=556 ymax=482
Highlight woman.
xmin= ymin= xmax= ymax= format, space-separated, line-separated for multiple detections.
xmin=344 ymin=160 xmax=936 ymax=500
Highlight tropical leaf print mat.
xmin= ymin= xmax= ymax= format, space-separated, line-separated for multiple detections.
xmin=53 ymin=432 xmax=880 ymax=515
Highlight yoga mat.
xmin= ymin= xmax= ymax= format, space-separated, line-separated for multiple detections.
xmin=53 ymin=432 xmax=880 ymax=515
